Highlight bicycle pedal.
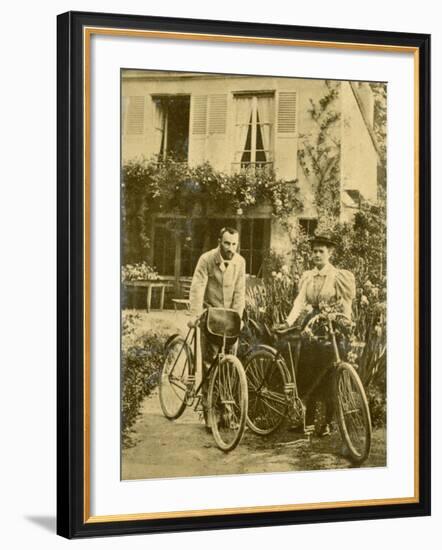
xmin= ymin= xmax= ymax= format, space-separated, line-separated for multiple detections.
xmin=186 ymin=375 xmax=196 ymax=390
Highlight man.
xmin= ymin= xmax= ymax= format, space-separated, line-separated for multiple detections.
xmin=188 ymin=226 xmax=246 ymax=377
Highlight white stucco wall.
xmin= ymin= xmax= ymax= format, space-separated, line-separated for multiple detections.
xmin=122 ymin=73 xmax=380 ymax=242
xmin=340 ymin=81 xmax=378 ymax=204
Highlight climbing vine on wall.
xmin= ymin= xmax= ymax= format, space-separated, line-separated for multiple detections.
xmin=370 ymin=82 xmax=387 ymax=200
xmin=297 ymin=80 xmax=341 ymax=229
xmin=122 ymin=157 xmax=302 ymax=264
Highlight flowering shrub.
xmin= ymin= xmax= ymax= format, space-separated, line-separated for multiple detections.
xmin=122 ymin=315 xmax=166 ymax=448
xmin=329 ymin=204 xmax=386 ymax=289
xmin=300 ymin=300 xmax=354 ymax=345
xmin=124 ymin=157 xmax=300 ymax=216
xmin=122 ymin=262 xmax=160 ymax=282
xmin=298 ymin=81 xmax=342 ymax=224
xmin=122 ymin=310 xmax=141 ymax=341
xmin=122 ymin=157 xmax=301 ymax=264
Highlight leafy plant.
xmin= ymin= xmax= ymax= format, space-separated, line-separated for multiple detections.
xmin=122 ymin=329 xmax=166 ymax=448
xmin=298 ymin=81 xmax=342 ymax=227
xmin=329 ymin=203 xmax=387 ymax=288
xmin=370 ymin=82 xmax=387 ymax=200
xmin=245 ymin=248 xmax=301 ymax=329
xmin=122 ymin=157 xmax=302 ymax=264
xmin=349 ymin=280 xmax=386 ymax=389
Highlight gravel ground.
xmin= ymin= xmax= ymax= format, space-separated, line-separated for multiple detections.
xmin=122 ymin=389 xmax=386 ymax=480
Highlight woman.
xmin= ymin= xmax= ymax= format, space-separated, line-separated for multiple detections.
xmin=283 ymin=233 xmax=356 ymax=436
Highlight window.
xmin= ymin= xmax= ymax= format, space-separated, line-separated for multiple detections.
xmin=153 ymin=217 xmax=238 ymax=277
xmin=180 ymin=219 xmax=209 ymax=277
xmin=152 ymin=95 xmax=190 ymax=162
xmin=233 ymin=93 xmax=274 ymax=173
xmin=152 ymin=217 xmax=269 ymax=278
xmin=152 ymin=220 xmax=177 ymax=276
xmin=181 ymin=218 xmax=237 ymax=276
xmin=240 ymin=219 xmax=271 ymax=276
xmin=345 ymin=189 xmax=364 ymax=208
xmin=299 ymin=218 xmax=318 ymax=237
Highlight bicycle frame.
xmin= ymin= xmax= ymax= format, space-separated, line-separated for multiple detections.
xmin=168 ymin=322 xmax=230 ymax=409
xmin=280 ymin=317 xmax=343 ymax=401
xmin=243 ymin=314 xmax=345 ymax=416
xmin=243 ymin=312 xmax=371 ymax=461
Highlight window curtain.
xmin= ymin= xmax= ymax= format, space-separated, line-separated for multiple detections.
xmin=257 ymin=96 xmax=273 ymax=154
xmin=235 ymin=97 xmax=253 ymax=157
xmin=153 ymin=99 xmax=166 ymax=157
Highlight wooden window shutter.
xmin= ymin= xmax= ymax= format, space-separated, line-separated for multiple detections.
xmin=126 ymin=96 xmax=145 ymax=135
xmin=192 ymin=95 xmax=208 ymax=135
xmin=277 ymin=92 xmax=297 ymax=134
xmin=208 ymin=94 xmax=227 ymax=134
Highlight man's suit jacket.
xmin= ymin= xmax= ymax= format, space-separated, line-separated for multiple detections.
xmin=189 ymin=247 xmax=246 ymax=318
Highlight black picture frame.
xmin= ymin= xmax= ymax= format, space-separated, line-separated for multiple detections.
xmin=57 ymin=10 xmax=431 ymax=539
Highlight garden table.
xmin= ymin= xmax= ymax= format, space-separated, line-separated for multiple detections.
xmin=124 ymin=280 xmax=173 ymax=312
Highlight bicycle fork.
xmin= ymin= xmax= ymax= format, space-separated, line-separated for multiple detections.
xmin=284 ymin=341 xmax=307 ymax=432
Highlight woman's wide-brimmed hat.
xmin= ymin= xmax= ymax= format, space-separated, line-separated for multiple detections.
xmin=310 ymin=232 xmax=337 ymax=248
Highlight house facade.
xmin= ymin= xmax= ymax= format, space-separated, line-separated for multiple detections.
xmin=122 ymin=70 xmax=379 ymax=280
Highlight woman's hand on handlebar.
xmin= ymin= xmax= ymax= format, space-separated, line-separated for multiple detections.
xmin=272 ymin=321 xmax=290 ymax=332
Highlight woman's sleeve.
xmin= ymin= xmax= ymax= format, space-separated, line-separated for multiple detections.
xmin=286 ymin=271 xmax=309 ymax=326
xmin=335 ymin=269 xmax=356 ymax=317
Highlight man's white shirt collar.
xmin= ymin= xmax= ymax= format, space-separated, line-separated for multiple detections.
xmin=216 ymin=248 xmax=237 ymax=271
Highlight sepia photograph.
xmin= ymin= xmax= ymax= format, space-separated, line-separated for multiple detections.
xmin=120 ymin=69 xmax=387 ymax=480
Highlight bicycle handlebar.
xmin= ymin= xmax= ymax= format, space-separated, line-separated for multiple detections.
xmin=272 ymin=324 xmax=300 ymax=336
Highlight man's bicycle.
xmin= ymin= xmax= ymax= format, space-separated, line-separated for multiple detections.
xmin=242 ymin=311 xmax=372 ymax=465
xmin=159 ymin=308 xmax=248 ymax=452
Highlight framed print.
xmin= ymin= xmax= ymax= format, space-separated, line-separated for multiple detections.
xmin=57 ymin=11 xmax=431 ymax=538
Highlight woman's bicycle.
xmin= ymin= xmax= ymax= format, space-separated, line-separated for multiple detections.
xmin=241 ymin=311 xmax=372 ymax=465
xmin=159 ymin=307 xmax=248 ymax=452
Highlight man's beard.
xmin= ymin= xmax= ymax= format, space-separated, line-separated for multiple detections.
xmin=221 ymin=249 xmax=234 ymax=260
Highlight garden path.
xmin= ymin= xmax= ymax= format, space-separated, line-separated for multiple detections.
xmin=122 ymin=390 xmax=386 ymax=480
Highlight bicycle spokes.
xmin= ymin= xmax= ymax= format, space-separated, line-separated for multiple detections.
xmin=215 ymin=363 xmax=240 ymax=427
xmin=245 ymin=352 xmax=287 ymax=435
xmin=159 ymin=338 xmax=193 ymax=420
xmin=338 ymin=373 xmax=365 ymax=439
xmin=336 ymin=364 xmax=371 ymax=463
xmin=165 ymin=348 xmax=188 ymax=393
xmin=209 ymin=356 xmax=248 ymax=451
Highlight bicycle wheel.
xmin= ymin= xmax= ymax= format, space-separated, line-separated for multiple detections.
xmin=208 ymin=354 xmax=248 ymax=452
xmin=159 ymin=337 xmax=193 ymax=420
xmin=244 ymin=348 xmax=288 ymax=435
xmin=334 ymin=362 xmax=372 ymax=465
